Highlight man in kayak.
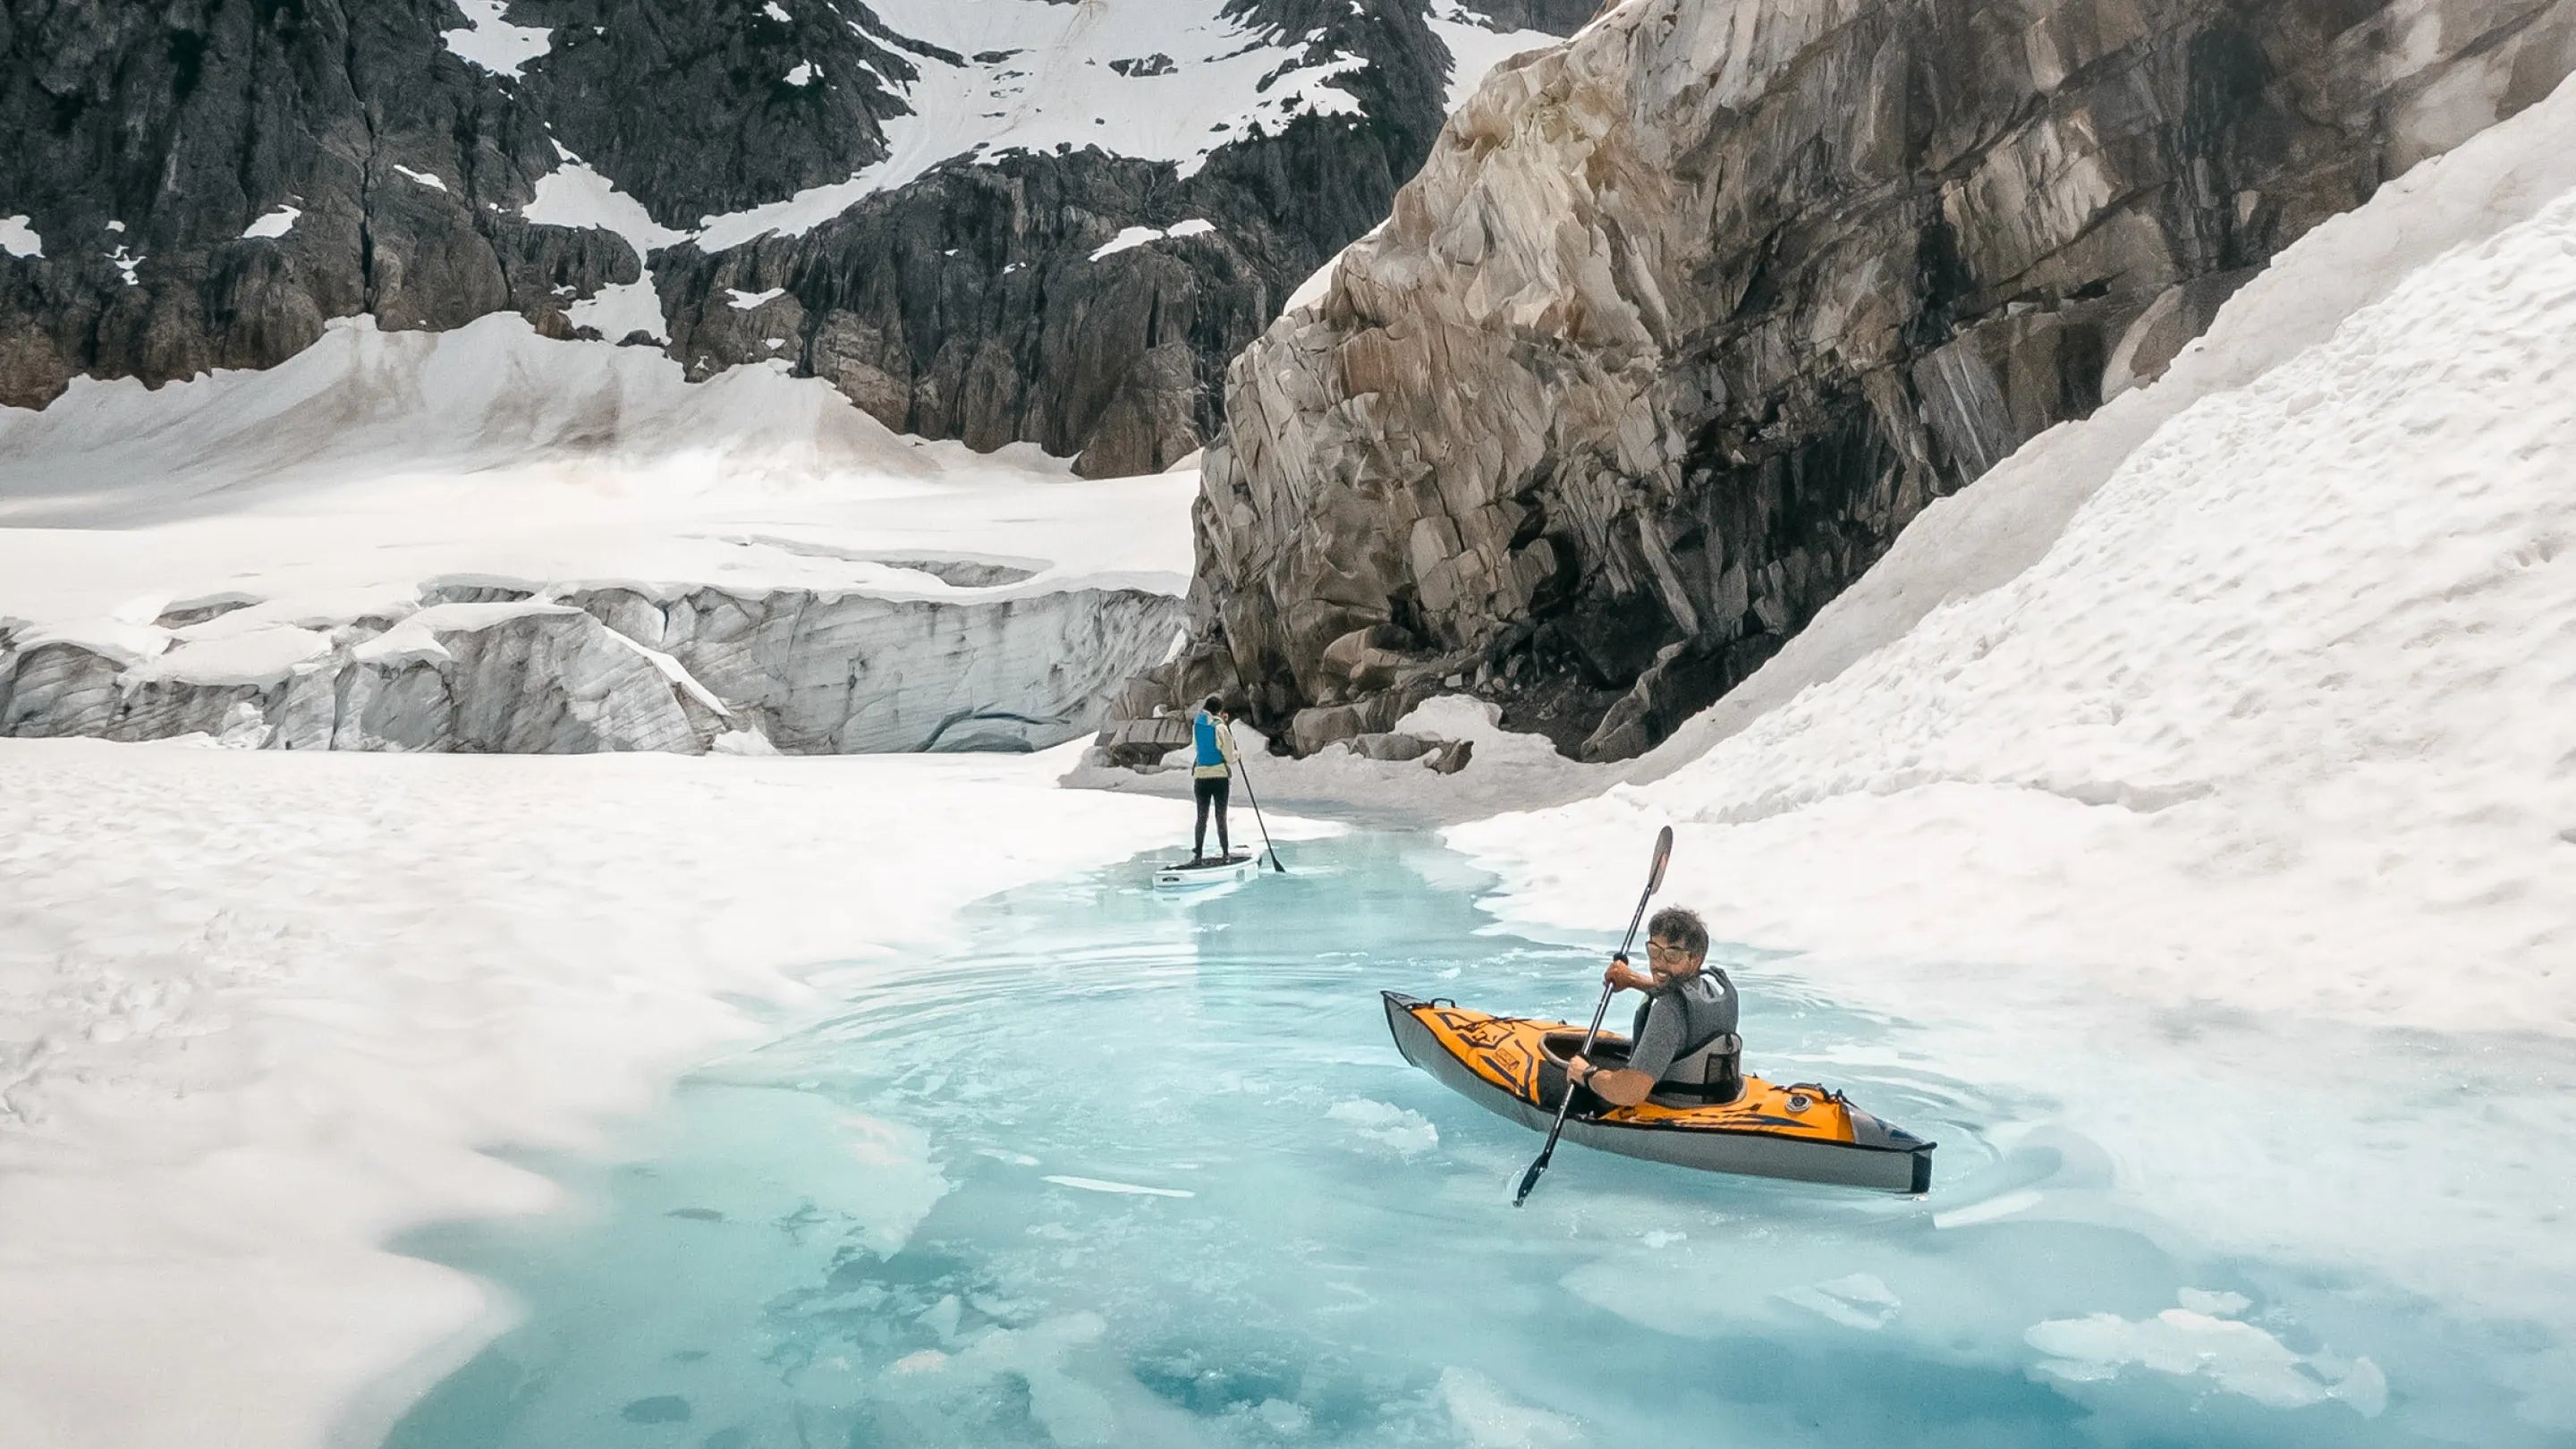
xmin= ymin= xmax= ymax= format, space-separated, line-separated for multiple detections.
xmin=1561 ymin=907 xmax=1740 ymax=1110
xmin=1189 ymin=695 xmax=1239 ymax=862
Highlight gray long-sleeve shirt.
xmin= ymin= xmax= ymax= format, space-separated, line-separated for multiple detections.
xmin=1628 ymin=968 xmax=1738 ymax=1080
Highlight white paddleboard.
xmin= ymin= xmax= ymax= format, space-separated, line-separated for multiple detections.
xmin=1152 ymin=852 xmax=1261 ymax=888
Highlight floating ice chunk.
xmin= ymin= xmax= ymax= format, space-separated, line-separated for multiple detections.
xmin=916 ymin=1292 xmax=962 ymax=1341
xmin=391 ymin=165 xmax=450 ymax=191
xmin=1775 ymin=1272 xmax=1901 ymax=1330
xmin=2026 ymin=1309 xmax=2387 ymax=1416
xmin=1254 ymin=1399 xmax=1311 ymax=1433
xmin=2177 ymin=1287 xmax=2253 ymax=1317
xmin=1933 ymin=1187 xmax=2043 ymax=1229
xmin=242 ymin=205 xmax=301 ymax=241
xmin=1 ymin=215 xmax=41 ymax=258
xmin=1042 ymin=1174 xmax=1193 ymax=1198
xmin=444 ymin=0 xmax=552 ymax=74
xmin=1437 ymin=1368 xmax=1585 ymax=1449
xmin=725 ymin=286 xmax=786 ymax=309
xmin=1326 ymin=1098 xmax=1438 ymax=1157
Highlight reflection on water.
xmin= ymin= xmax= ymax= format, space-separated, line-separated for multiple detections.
xmin=378 ymin=835 xmax=2568 ymax=1448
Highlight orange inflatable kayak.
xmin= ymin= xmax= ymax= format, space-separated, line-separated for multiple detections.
xmin=1383 ymin=992 xmax=1935 ymax=1193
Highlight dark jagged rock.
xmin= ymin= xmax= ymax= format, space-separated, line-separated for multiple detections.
xmin=511 ymin=0 xmax=917 ymax=223
xmin=0 ymin=0 xmax=611 ymax=407
xmin=1149 ymin=0 xmax=2576 ymax=760
xmin=0 ymin=0 xmax=1586 ymax=470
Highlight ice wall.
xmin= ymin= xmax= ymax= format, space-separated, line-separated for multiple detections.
xmin=0 ymin=582 xmax=1182 ymax=756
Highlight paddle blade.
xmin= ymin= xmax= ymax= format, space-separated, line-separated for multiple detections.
xmin=1644 ymin=825 xmax=1674 ymax=895
xmin=1513 ymin=1155 xmax=1549 ymax=1207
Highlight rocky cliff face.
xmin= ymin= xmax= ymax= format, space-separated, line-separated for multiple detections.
xmin=0 ymin=0 xmax=1582 ymax=475
xmin=1159 ymin=0 xmax=2576 ymax=758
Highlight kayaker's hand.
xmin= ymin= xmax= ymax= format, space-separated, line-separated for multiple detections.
xmin=1604 ymin=959 xmax=1653 ymax=993
xmin=1568 ymin=1055 xmax=1591 ymax=1084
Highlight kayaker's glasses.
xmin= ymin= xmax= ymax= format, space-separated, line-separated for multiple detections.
xmin=1645 ymin=941 xmax=1694 ymax=962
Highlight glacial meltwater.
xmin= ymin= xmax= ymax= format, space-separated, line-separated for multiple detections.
xmin=375 ymin=835 xmax=2572 ymax=1449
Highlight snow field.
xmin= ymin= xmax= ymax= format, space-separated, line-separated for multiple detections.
xmin=0 ymin=315 xmax=1198 ymax=669
xmin=0 ymin=741 xmax=1181 ymax=1449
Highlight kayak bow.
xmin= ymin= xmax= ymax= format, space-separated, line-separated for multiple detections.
xmin=1383 ymin=991 xmax=1934 ymax=1193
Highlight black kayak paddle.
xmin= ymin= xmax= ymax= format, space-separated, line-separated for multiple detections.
xmin=1513 ymin=824 xmax=1674 ymax=1207
xmin=1228 ymin=724 xmax=1288 ymax=874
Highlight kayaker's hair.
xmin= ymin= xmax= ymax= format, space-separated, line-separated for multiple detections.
xmin=1647 ymin=907 xmax=1708 ymax=960
xmin=1202 ymin=694 xmax=1224 ymax=713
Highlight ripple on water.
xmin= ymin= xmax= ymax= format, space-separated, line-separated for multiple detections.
xmin=377 ymin=834 xmax=2573 ymax=1449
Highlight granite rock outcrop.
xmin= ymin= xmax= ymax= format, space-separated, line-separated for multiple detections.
xmin=1154 ymin=0 xmax=2576 ymax=758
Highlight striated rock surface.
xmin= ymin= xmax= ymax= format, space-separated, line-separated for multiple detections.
xmin=1158 ymin=0 xmax=2576 ymax=758
xmin=0 ymin=0 xmax=1583 ymax=472
xmin=0 ymin=583 xmax=1183 ymax=755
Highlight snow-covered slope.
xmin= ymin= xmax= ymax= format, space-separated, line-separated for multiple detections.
xmin=0 ymin=317 xmax=1198 ymax=753
xmin=0 ymin=741 xmax=1183 ymax=1449
xmin=1445 ymin=73 xmax=2576 ymax=1388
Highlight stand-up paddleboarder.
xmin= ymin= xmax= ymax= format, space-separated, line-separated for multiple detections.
xmin=1190 ymin=696 xmax=1240 ymax=863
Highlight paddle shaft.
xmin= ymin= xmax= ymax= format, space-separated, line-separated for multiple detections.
xmin=1514 ymin=830 xmax=1670 ymax=1206
xmin=1223 ymin=722 xmax=1287 ymax=874
xmin=1210 ymin=640 xmax=1288 ymax=874
xmin=1231 ymin=742 xmax=1288 ymax=866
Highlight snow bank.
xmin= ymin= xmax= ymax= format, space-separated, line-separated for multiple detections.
xmin=1633 ymin=73 xmax=2576 ymax=775
xmin=0 ymin=314 xmax=1194 ymax=603
xmin=241 ymin=204 xmax=301 ymax=241
xmin=0 ymin=740 xmax=1176 ymax=1449
xmin=442 ymin=0 xmax=553 ymax=75
xmin=0 ymin=215 xmax=40 ymax=258
xmin=1444 ymin=76 xmax=2576 ymax=1353
xmin=1425 ymin=3 xmax=1560 ymax=114
xmin=687 ymin=0 xmax=1372 ymax=249
xmin=1089 ymin=218 xmax=1216 ymax=261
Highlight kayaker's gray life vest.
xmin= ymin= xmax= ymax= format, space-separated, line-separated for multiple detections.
xmin=1630 ymin=968 xmax=1742 ymax=1106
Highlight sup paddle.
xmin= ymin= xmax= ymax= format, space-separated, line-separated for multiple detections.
xmin=1513 ymin=824 xmax=1674 ymax=1207
xmin=1226 ymin=721 xmax=1288 ymax=873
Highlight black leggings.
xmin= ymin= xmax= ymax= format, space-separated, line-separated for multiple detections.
xmin=1193 ymin=775 xmax=1232 ymax=856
